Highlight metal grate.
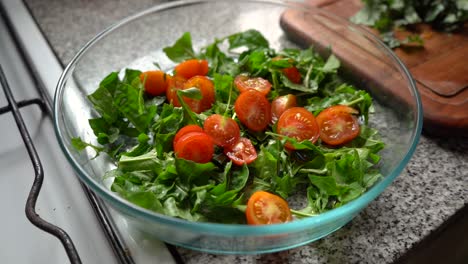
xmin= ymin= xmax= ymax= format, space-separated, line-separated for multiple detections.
xmin=0 ymin=2 xmax=185 ymax=263
xmin=0 ymin=5 xmax=185 ymax=264
xmin=0 ymin=5 xmax=135 ymax=263
xmin=0 ymin=65 xmax=82 ymax=263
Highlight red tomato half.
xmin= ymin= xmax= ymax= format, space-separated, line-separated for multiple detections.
xmin=234 ymin=90 xmax=271 ymax=132
xmin=174 ymin=132 xmax=214 ymax=163
xmin=276 ymin=107 xmax=320 ymax=149
xmin=282 ymin=67 xmax=301 ymax=84
xmin=166 ymin=75 xmax=187 ymax=107
xmin=174 ymin=59 xmax=209 ymax=79
xmin=316 ymin=105 xmax=360 ymax=146
xmin=246 ymin=191 xmax=292 ymax=225
xmin=203 ymin=114 xmax=240 ymax=147
xmin=234 ymin=75 xmax=271 ymax=95
xmin=140 ymin=70 xmax=172 ymax=96
xmin=183 ymin=76 xmax=215 ymax=113
xmin=173 ymin=125 xmax=204 ymax=150
xmin=224 ymin=137 xmax=257 ymax=166
xmin=271 ymin=94 xmax=297 ymax=124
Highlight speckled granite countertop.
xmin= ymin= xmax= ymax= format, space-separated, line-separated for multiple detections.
xmin=23 ymin=0 xmax=467 ymax=263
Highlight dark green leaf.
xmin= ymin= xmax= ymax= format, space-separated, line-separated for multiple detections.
xmin=175 ymin=158 xmax=217 ymax=186
xmin=163 ymin=32 xmax=196 ymax=63
xmin=227 ymin=29 xmax=269 ymax=50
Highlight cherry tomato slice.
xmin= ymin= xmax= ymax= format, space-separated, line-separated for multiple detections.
xmin=166 ymin=75 xmax=187 ymax=107
xmin=173 ymin=125 xmax=204 ymax=149
xmin=277 ymin=107 xmax=320 ymax=150
xmin=246 ymin=191 xmax=292 ymax=225
xmin=203 ymin=114 xmax=240 ymax=147
xmin=183 ymin=76 xmax=215 ymax=113
xmin=224 ymin=137 xmax=257 ymax=166
xmin=234 ymin=89 xmax=271 ymax=132
xmin=174 ymin=132 xmax=214 ymax=163
xmin=316 ymin=105 xmax=360 ymax=146
xmin=282 ymin=67 xmax=301 ymax=84
xmin=140 ymin=70 xmax=172 ymax=96
xmin=174 ymin=59 xmax=209 ymax=79
xmin=234 ymin=75 xmax=271 ymax=95
xmin=271 ymin=94 xmax=297 ymax=124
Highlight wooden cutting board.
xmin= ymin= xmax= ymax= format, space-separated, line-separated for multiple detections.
xmin=280 ymin=0 xmax=468 ymax=136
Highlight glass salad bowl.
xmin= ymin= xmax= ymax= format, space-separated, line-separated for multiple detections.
xmin=54 ymin=0 xmax=422 ymax=254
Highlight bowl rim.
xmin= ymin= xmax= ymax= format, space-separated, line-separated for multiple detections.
xmin=53 ymin=0 xmax=423 ymax=236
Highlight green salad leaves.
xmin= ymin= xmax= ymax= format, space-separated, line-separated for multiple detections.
xmin=73 ymin=30 xmax=384 ymax=224
xmin=352 ymin=0 xmax=468 ymax=48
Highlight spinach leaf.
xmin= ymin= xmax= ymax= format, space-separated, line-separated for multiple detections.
xmin=351 ymin=0 xmax=468 ymax=48
xmin=227 ymin=29 xmax=269 ymax=50
xmin=87 ymin=72 xmax=120 ymax=123
xmin=163 ymin=32 xmax=196 ymax=62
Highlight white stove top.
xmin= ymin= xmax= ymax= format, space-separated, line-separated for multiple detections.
xmin=0 ymin=1 xmax=175 ymax=263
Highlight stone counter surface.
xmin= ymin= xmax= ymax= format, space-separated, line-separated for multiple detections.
xmin=23 ymin=0 xmax=467 ymax=263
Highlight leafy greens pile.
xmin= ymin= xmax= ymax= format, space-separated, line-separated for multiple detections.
xmin=351 ymin=0 xmax=468 ymax=48
xmin=73 ymin=30 xmax=385 ymax=224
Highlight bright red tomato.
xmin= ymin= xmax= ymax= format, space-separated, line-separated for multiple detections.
xmin=282 ymin=66 xmax=301 ymax=84
xmin=174 ymin=59 xmax=209 ymax=79
xmin=234 ymin=75 xmax=271 ymax=95
xmin=203 ymin=114 xmax=240 ymax=147
xmin=182 ymin=76 xmax=215 ymax=113
xmin=140 ymin=70 xmax=172 ymax=96
xmin=166 ymin=75 xmax=187 ymax=107
xmin=276 ymin=107 xmax=320 ymax=149
xmin=174 ymin=132 xmax=214 ymax=163
xmin=246 ymin=191 xmax=292 ymax=225
xmin=224 ymin=137 xmax=257 ymax=166
xmin=316 ymin=105 xmax=360 ymax=146
xmin=173 ymin=125 xmax=204 ymax=149
xmin=271 ymin=94 xmax=297 ymax=124
xmin=234 ymin=90 xmax=271 ymax=132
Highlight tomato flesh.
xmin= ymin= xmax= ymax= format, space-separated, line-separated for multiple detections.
xmin=234 ymin=90 xmax=271 ymax=132
xmin=246 ymin=191 xmax=292 ymax=225
xmin=182 ymin=76 xmax=215 ymax=113
xmin=316 ymin=105 xmax=360 ymax=146
xmin=277 ymin=107 xmax=320 ymax=149
xmin=271 ymin=94 xmax=297 ymax=124
xmin=173 ymin=125 xmax=204 ymax=149
xmin=282 ymin=67 xmax=301 ymax=84
xmin=174 ymin=132 xmax=214 ymax=163
xmin=174 ymin=59 xmax=209 ymax=79
xmin=224 ymin=137 xmax=257 ymax=166
xmin=166 ymin=75 xmax=187 ymax=107
xmin=203 ymin=114 xmax=240 ymax=147
xmin=140 ymin=70 xmax=172 ymax=96
xmin=234 ymin=75 xmax=271 ymax=95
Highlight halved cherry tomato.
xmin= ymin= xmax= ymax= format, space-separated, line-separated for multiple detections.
xmin=173 ymin=125 xmax=204 ymax=149
xmin=316 ymin=105 xmax=360 ymax=146
xmin=246 ymin=191 xmax=292 ymax=225
xmin=272 ymin=56 xmax=301 ymax=84
xmin=174 ymin=59 xmax=209 ymax=79
xmin=183 ymin=76 xmax=215 ymax=113
xmin=282 ymin=66 xmax=301 ymax=84
xmin=234 ymin=75 xmax=271 ymax=95
xmin=174 ymin=132 xmax=214 ymax=163
xmin=224 ymin=137 xmax=257 ymax=166
xmin=234 ymin=90 xmax=271 ymax=132
xmin=277 ymin=107 xmax=320 ymax=149
xmin=166 ymin=75 xmax=187 ymax=107
xmin=140 ymin=70 xmax=172 ymax=96
xmin=271 ymin=94 xmax=297 ymax=124
xmin=203 ymin=114 xmax=240 ymax=147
